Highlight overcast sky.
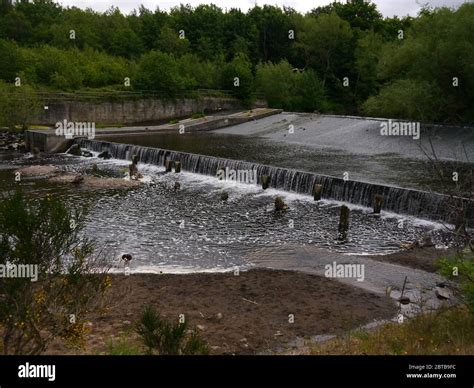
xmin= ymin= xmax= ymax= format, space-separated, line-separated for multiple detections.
xmin=54 ymin=0 xmax=470 ymax=17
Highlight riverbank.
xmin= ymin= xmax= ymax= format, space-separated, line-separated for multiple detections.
xmin=46 ymin=269 xmax=397 ymax=355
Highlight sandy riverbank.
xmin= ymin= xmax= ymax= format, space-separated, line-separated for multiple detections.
xmin=47 ymin=269 xmax=397 ymax=355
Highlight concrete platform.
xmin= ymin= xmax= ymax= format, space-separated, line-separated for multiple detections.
xmin=25 ymin=108 xmax=282 ymax=152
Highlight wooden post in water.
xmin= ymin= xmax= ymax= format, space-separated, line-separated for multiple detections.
xmin=261 ymin=175 xmax=270 ymax=190
xmin=313 ymin=184 xmax=323 ymax=201
xmin=175 ymin=161 xmax=181 ymax=173
xmin=165 ymin=160 xmax=173 ymax=173
xmin=338 ymin=205 xmax=350 ymax=239
xmin=373 ymin=195 xmax=384 ymax=214
xmin=132 ymin=154 xmax=139 ymax=165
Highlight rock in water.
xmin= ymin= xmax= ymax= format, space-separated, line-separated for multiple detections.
xmin=122 ymin=254 xmax=132 ymax=263
xmin=129 ymin=163 xmax=139 ymax=179
xmin=72 ymin=175 xmax=84 ymax=185
xmin=419 ymin=234 xmax=434 ymax=248
xmin=67 ymin=144 xmax=82 ymax=156
xmin=275 ymin=196 xmax=288 ymax=211
xmin=398 ymin=296 xmax=410 ymax=305
xmin=98 ymin=150 xmax=112 ymax=159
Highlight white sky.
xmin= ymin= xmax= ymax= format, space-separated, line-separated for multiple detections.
xmin=55 ymin=0 xmax=470 ymax=17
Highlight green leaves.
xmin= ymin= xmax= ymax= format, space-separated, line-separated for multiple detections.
xmin=136 ymin=305 xmax=209 ymax=355
xmin=437 ymin=250 xmax=474 ymax=313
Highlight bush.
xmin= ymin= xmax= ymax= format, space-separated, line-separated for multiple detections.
xmin=0 ymin=81 xmax=40 ymax=130
xmin=256 ymin=61 xmax=326 ymax=112
xmin=135 ymin=305 xmax=209 ymax=355
xmin=135 ymin=50 xmax=195 ymax=94
xmin=311 ymin=306 xmax=474 ymax=355
xmin=362 ymin=79 xmax=442 ymax=121
xmin=0 ymin=189 xmax=111 ymax=354
xmin=221 ymin=53 xmax=254 ymax=105
xmin=437 ymin=249 xmax=474 ymax=313
xmin=106 ymin=336 xmax=141 ymax=355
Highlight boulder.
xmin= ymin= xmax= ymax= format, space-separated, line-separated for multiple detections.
xmin=16 ymin=165 xmax=58 ymax=177
xmin=435 ymin=287 xmax=451 ymax=300
xmin=67 ymin=144 xmax=82 ymax=156
xmin=275 ymin=196 xmax=288 ymax=211
xmin=398 ymin=296 xmax=411 ymax=305
xmin=98 ymin=150 xmax=112 ymax=159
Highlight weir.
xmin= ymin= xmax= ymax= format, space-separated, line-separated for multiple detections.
xmin=76 ymin=138 xmax=473 ymax=227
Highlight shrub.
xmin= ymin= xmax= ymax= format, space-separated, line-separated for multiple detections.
xmin=0 ymin=189 xmax=111 ymax=354
xmin=135 ymin=305 xmax=209 ymax=355
xmin=437 ymin=249 xmax=474 ymax=314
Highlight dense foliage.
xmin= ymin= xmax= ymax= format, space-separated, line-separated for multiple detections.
xmin=0 ymin=0 xmax=472 ymax=123
xmin=0 ymin=189 xmax=111 ymax=354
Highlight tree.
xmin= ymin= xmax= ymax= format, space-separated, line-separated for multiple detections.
xmin=0 ymin=39 xmax=23 ymax=82
xmin=221 ymin=53 xmax=254 ymax=105
xmin=155 ymin=26 xmax=189 ymax=56
xmin=135 ymin=50 xmax=194 ymax=93
xmin=371 ymin=4 xmax=474 ymax=123
xmin=248 ymin=5 xmax=294 ymax=63
xmin=354 ymin=30 xmax=383 ymax=102
xmin=311 ymin=0 xmax=383 ymax=32
xmin=298 ymin=14 xmax=353 ymax=88
xmin=256 ymin=61 xmax=326 ymax=112
xmin=362 ymin=79 xmax=442 ymax=121
xmin=0 ymin=81 xmax=40 ymax=130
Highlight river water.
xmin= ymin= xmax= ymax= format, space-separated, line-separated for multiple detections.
xmin=0 ymin=149 xmax=457 ymax=273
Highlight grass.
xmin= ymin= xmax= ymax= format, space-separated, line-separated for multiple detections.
xmin=190 ymin=112 xmax=205 ymax=119
xmin=28 ymin=124 xmax=51 ymax=130
xmin=106 ymin=336 xmax=142 ymax=355
xmin=168 ymin=119 xmax=179 ymax=124
xmin=311 ymin=307 xmax=474 ymax=355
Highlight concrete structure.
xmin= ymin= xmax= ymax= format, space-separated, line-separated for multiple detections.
xmin=26 ymin=108 xmax=282 ymax=152
xmin=37 ymin=96 xmax=245 ymax=126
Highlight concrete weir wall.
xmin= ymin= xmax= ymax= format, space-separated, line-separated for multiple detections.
xmin=38 ymin=96 xmax=242 ymax=125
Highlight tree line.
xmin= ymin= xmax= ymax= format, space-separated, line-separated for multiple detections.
xmin=0 ymin=0 xmax=472 ymax=124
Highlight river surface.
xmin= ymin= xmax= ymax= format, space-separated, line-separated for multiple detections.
xmin=99 ymin=131 xmax=470 ymax=194
xmin=0 ymin=150 xmax=456 ymax=273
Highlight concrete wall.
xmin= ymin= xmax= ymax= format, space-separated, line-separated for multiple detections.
xmin=37 ymin=96 xmax=243 ymax=125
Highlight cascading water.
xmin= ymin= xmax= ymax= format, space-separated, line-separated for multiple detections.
xmin=76 ymin=138 xmax=473 ymax=227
